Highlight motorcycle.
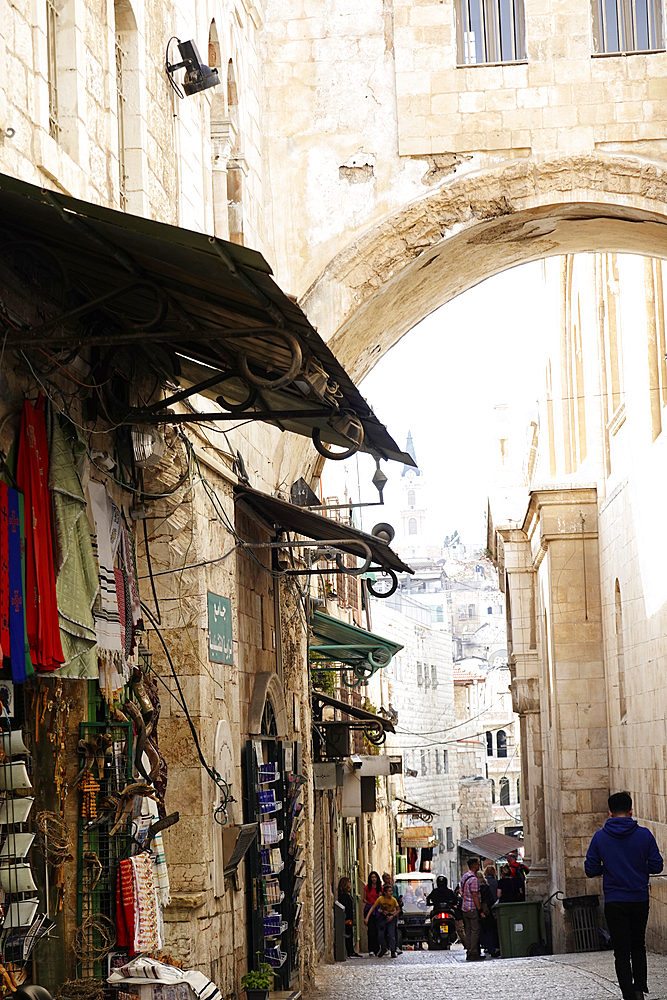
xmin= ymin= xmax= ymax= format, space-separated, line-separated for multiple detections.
xmin=429 ymin=906 xmax=458 ymax=950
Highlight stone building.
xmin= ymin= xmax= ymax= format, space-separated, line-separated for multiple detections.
xmin=488 ymin=251 xmax=667 ymax=952
xmin=369 ymin=595 xmax=460 ymax=886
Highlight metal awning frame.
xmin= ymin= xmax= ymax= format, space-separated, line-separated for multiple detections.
xmin=394 ymin=796 xmax=438 ymax=822
xmin=311 ymin=689 xmax=395 ymax=748
xmin=0 ymin=173 xmax=416 ymax=466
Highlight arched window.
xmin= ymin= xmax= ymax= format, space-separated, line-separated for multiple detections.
xmin=499 ymin=777 xmax=510 ymax=805
xmin=208 ymin=20 xmax=221 ymax=67
xmin=516 ymin=777 xmax=521 ymax=803
xmin=436 ymin=605 xmax=443 ymax=622
xmin=114 ymin=0 xmax=141 ymax=212
xmin=227 ymin=59 xmax=244 ymax=244
xmin=486 ymin=731 xmax=493 ymax=756
xmin=261 ymin=698 xmax=278 ymax=736
xmin=497 ymin=730 xmax=507 ymax=758
xmin=407 ymin=489 xmax=416 ymax=506
xmin=468 ymin=604 xmax=476 ymax=617
xmin=490 ymin=778 xmax=496 ymax=803
xmin=46 ymin=0 xmax=59 ymax=139
xmin=408 ymin=517 xmax=417 ymax=535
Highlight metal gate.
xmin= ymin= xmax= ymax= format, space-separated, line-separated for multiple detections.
xmin=313 ymin=796 xmax=325 ymax=957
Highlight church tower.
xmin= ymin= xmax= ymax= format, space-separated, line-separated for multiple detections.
xmin=398 ymin=431 xmax=428 ymax=560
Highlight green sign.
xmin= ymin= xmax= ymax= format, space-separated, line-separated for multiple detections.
xmin=207 ymin=592 xmax=233 ymax=664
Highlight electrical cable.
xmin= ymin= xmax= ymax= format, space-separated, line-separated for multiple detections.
xmin=142 ymin=516 xmax=162 ymax=625
xmin=140 ymin=601 xmax=230 ymax=825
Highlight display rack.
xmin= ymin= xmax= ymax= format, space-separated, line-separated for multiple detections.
xmin=244 ymin=740 xmax=304 ymax=991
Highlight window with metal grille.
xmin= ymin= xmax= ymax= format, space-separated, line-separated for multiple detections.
xmin=486 ymin=731 xmax=493 ymax=756
xmin=46 ymin=0 xmax=59 ymax=140
xmin=446 ymin=827 xmax=454 ymax=851
xmin=435 ymin=750 xmax=441 ymax=774
xmin=468 ymin=604 xmax=476 ymax=618
xmin=456 ymin=0 xmax=526 ymax=64
xmin=421 ymin=750 xmax=427 ymax=775
xmin=443 ymin=750 xmax=449 ymax=774
xmin=431 ymin=665 xmax=438 ymax=688
xmin=497 ymin=729 xmax=508 ymax=758
xmin=592 ymin=0 xmax=664 ymax=52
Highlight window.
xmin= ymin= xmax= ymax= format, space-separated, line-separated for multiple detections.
xmin=458 ymin=604 xmax=467 ymax=620
xmin=500 ymin=777 xmax=510 ymax=805
xmin=114 ymin=0 xmax=141 ymax=213
xmin=437 ymin=827 xmax=444 ymax=845
xmin=421 ymin=751 xmax=427 ymax=775
xmin=417 ymin=662 xmax=424 ymax=686
xmin=446 ymin=827 xmax=454 ymax=851
xmin=435 ymin=605 xmax=444 ymax=623
xmin=592 ymin=0 xmax=664 ymax=52
xmin=408 ymin=517 xmax=417 ymax=535
xmin=645 ymin=257 xmax=666 ymax=442
xmin=491 ymin=778 xmax=496 ymax=803
xmin=431 ymin=665 xmax=438 ymax=688
xmin=468 ymin=604 xmax=476 ymax=618
xmin=497 ymin=730 xmax=507 ymax=758
xmin=227 ymin=59 xmax=244 ymax=245
xmin=407 ymin=489 xmax=416 ymax=506
xmin=435 ymin=750 xmax=442 ymax=774
xmin=486 ymin=731 xmax=493 ymax=756
xmin=516 ymin=778 xmax=521 ymax=803
xmin=443 ymin=750 xmax=449 ymax=774
xmin=615 ymin=580 xmax=627 ymax=721
xmin=46 ymin=0 xmax=59 ymax=140
xmin=456 ymin=0 xmax=526 ymax=64
xmin=487 ymin=606 xmax=493 ymax=615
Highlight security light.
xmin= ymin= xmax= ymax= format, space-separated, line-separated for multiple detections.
xmin=166 ymin=38 xmax=220 ymax=97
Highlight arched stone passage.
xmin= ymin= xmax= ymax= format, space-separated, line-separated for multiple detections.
xmin=301 ymin=154 xmax=667 ymax=382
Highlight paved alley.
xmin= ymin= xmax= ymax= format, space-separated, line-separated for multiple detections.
xmin=308 ymin=946 xmax=667 ymax=1000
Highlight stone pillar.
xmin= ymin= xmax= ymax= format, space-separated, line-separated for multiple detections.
xmin=497 ymin=527 xmax=548 ymax=896
xmin=522 ymin=486 xmax=609 ymax=951
xmin=210 ymin=111 xmax=236 ymax=241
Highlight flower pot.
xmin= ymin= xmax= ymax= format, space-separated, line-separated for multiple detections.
xmin=245 ymin=990 xmax=270 ymax=1000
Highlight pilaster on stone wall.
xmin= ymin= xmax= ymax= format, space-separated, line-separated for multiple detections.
xmin=523 ymin=486 xmax=610 ymax=950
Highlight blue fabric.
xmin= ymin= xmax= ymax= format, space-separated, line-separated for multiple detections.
xmin=585 ymin=817 xmax=663 ymax=902
xmin=7 ymin=489 xmax=28 ymax=683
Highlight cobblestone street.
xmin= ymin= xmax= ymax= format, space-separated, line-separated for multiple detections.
xmin=308 ymin=946 xmax=667 ymax=1000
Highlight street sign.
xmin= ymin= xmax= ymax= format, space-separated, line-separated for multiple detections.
xmin=207 ymin=592 xmax=233 ymax=664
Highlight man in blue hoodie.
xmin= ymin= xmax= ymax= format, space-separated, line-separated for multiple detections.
xmin=585 ymin=791 xmax=663 ymax=1000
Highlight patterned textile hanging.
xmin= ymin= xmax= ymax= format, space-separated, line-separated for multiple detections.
xmin=15 ymin=395 xmax=64 ymax=671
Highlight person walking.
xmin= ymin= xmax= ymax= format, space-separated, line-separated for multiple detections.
xmin=365 ymin=883 xmax=400 ymax=958
xmin=480 ymin=865 xmax=500 ymax=957
xmin=497 ymin=863 xmax=520 ymax=902
xmin=507 ymin=851 xmax=529 ymax=901
xmin=338 ymin=877 xmax=361 ymax=958
xmin=585 ymin=791 xmax=663 ymax=1000
xmin=460 ymin=857 xmax=484 ymax=961
xmin=363 ymin=871 xmax=382 ymax=956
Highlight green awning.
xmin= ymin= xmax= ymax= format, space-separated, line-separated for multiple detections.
xmin=309 ymin=610 xmax=403 ymax=683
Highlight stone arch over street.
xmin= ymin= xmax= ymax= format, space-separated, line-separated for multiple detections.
xmin=301 ymin=154 xmax=667 ymax=383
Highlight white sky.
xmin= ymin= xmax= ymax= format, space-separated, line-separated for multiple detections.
xmin=342 ymin=260 xmax=551 ymax=544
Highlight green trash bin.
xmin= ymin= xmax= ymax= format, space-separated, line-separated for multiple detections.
xmin=495 ymin=900 xmax=545 ymax=958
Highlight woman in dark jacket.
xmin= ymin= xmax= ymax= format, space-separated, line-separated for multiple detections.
xmin=338 ymin=877 xmax=360 ymax=957
xmin=497 ymin=863 xmax=520 ymax=903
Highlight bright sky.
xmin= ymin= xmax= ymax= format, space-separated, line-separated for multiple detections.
xmin=347 ymin=260 xmax=551 ymax=545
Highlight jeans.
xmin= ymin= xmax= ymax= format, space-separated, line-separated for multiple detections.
xmin=376 ymin=912 xmax=397 ymax=954
xmin=463 ymin=909 xmax=480 ymax=959
xmin=604 ymin=900 xmax=650 ymax=1000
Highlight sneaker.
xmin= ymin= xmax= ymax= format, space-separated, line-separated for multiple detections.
xmin=390 ymin=952 xmax=397 ymax=959
xmin=378 ymin=948 xmax=387 ymax=957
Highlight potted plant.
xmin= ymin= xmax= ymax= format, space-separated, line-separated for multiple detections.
xmin=240 ymin=961 xmax=275 ymax=1000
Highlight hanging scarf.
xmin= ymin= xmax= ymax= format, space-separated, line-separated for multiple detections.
xmin=88 ymin=481 xmax=129 ymax=700
xmin=46 ymin=406 xmax=99 ymax=679
xmin=7 ymin=489 xmax=32 ymax=683
xmin=121 ymin=522 xmax=142 ymax=652
xmin=15 ymin=396 xmax=63 ymax=671
xmin=0 ymin=482 xmax=9 ymax=658
xmin=115 ymin=855 xmax=160 ymax=956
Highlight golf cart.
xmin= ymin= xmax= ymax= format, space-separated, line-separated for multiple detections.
xmin=393 ymin=873 xmax=435 ymax=949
